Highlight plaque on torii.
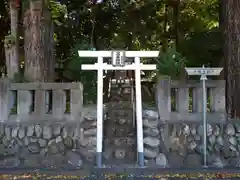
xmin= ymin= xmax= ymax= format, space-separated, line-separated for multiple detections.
xmin=111 ymin=51 xmax=128 ymax=83
xmin=111 ymin=51 xmax=126 ymax=67
xmin=79 ymin=50 xmax=159 ymax=168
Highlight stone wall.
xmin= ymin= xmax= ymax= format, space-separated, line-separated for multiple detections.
xmin=0 ymin=106 xmax=97 ymax=169
xmin=2 ymin=105 xmax=240 ymax=169
xmin=142 ymin=108 xmax=168 ymax=167
xmin=142 ymin=108 xmax=240 ymax=168
xmin=165 ymin=122 xmax=240 ymax=168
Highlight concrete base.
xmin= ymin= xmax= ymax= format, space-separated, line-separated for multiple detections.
xmin=96 ymin=152 xmax=102 ymax=168
xmin=138 ymin=152 xmax=144 ymax=167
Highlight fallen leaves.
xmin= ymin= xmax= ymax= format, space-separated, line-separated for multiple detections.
xmin=1 ymin=172 xmax=240 ymax=179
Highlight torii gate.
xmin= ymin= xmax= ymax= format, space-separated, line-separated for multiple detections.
xmin=79 ymin=50 xmax=159 ymax=167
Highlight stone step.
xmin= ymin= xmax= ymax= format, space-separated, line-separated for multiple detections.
xmin=104 ymin=134 xmax=135 ymax=138
xmin=107 ymin=113 xmax=133 ymax=121
xmin=105 ymin=119 xmax=134 ymax=126
xmin=106 ymin=101 xmax=133 ymax=105
xmin=110 ymin=85 xmax=133 ymax=90
xmin=103 ymin=125 xmax=135 ymax=131
xmin=104 ymin=128 xmax=136 ymax=137
xmin=103 ymin=149 xmax=136 ymax=162
xmin=104 ymin=127 xmax=135 ymax=133
xmin=108 ymin=100 xmax=134 ymax=106
xmin=109 ymin=95 xmax=132 ymax=99
xmin=107 ymin=107 xmax=134 ymax=112
xmin=110 ymin=84 xmax=133 ymax=89
xmin=105 ymin=116 xmax=135 ymax=123
xmin=103 ymin=145 xmax=136 ymax=150
xmin=110 ymin=94 xmax=132 ymax=99
xmin=104 ymin=137 xmax=136 ymax=147
xmin=107 ymin=104 xmax=133 ymax=109
xmin=110 ymin=90 xmax=132 ymax=96
xmin=109 ymin=95 xmax=132 ymax=101
xmin=111 ymin=78 xmax=132 ymax=84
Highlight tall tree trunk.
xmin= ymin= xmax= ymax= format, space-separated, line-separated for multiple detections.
xmin=173 ymin=0 xmax=180 ymax=50
xmin=23 ymin=0 xmax=55 ymax=82
xmin=218 ymin=0 xmax=224 ymax=80
xmin=5 ymin=0 xmax=20 ymax=79
xmin=222 ymin=0 xmax=240 ymax=118
xmin=162 ymin=2 xmax=168 ymax=52
xmin=173 ymin=0 xmax=186 ymax=80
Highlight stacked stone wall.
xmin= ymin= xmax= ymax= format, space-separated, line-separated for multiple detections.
xmin=0 ymin=109 xmax=97 ymax=168
xmin=2 ymin=106 xmax=240 ymax=168
xmin=143 ymin=108 xmax=240 ymax=168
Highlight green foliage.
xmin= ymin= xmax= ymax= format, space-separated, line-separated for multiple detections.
xmin=0 ymin=0 xmax=223 ymax=104
xmin=179 ymin=28 xmax=221 ymax=67
xmin=63 ymin=40 xmax=97 ymax=104
xmin=11 ymin=72 xmax=29 ymax=83
xmin=52 ymin=0 xmax=221 ymax=78
xmin=52 ymin=0 xmax=222 ymax=103
xmin=156 ymin=47 xmax=187 ymax=78
xmin=48 ymin=0 xmax=67 ymax=26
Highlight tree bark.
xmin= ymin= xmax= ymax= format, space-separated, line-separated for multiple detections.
xmin=162 ymin=3 xmax=168 ymax=52
xmin=5 ymin=0 xmax=20 ymax=79
xmin=218 ymin=0 xmax=224 ymax=80
xmin=173 ymin=0 xmax=180 ymax=50
xmin=23 ymin=0 xmax=55 ymax=82
xmin=222 ymin=0 xmax=240 ymax=118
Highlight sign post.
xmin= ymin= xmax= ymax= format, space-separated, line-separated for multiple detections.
xmin=185 ymin=65 xmax=223 ymax=167
xmin=79 ymin=51 xmax=159 ymax=167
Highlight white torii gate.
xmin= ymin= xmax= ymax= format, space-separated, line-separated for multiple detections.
xmin=79 ymin=50 xmax=159 ymax=167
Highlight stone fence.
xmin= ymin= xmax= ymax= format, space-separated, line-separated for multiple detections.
xmin=0 ymin=78 xmax=83 ymax=122
xmin=0 ymin=78 xmax=99 ymax=168
xmin=155 ymin=76 xmax=226 ymax=122
xmin=0 ymin=77 xmax=237 ymax=169
xmin=143 ymin=77 xmax=230 ymax=168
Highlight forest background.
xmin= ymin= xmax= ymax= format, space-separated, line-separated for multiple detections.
xmin=1 ymin=0 xmax=239 ymax=118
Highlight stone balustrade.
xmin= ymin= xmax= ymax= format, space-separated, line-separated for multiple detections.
xmin=0 ymin=76 xmax=233 ymax=169
xmin=155 ymin=76 xmax=226 ymax=122
xmin=0 ymin=78 xmax=83 ymax=122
